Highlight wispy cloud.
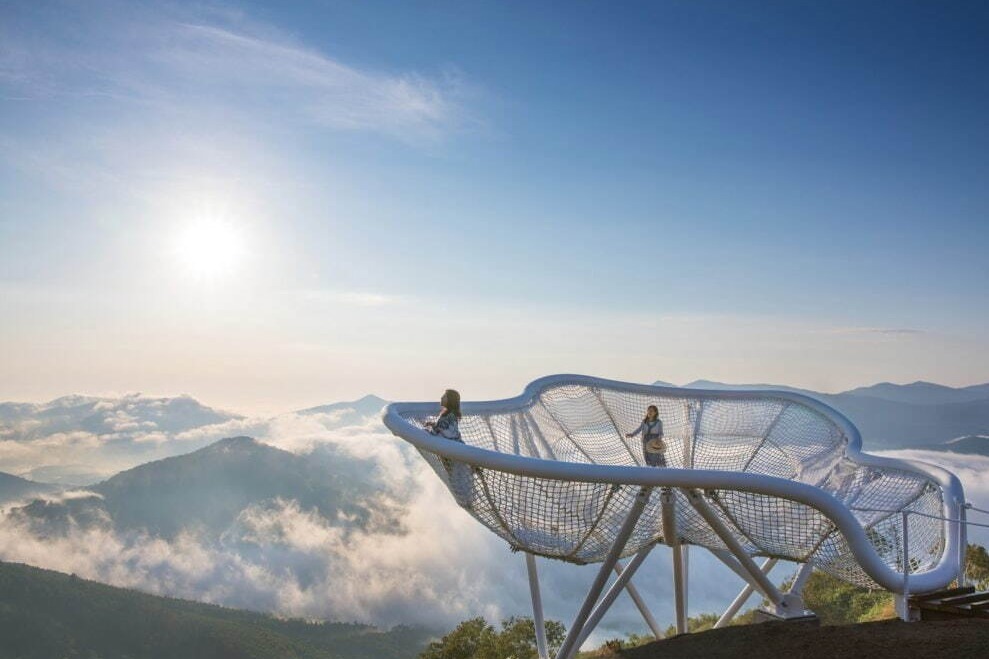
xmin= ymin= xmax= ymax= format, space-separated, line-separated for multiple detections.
xmin=150 ymin=22 xmax=469 ymax=141
xmin=292 ymin=289 xmax=403 ymax=308
xmin=824 ymin=327 xmax=926 ymax=337
xmin=1 ymin=2 xmax=473 ymax=144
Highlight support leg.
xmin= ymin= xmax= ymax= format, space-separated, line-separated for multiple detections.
xmin=555 ymin=487 xmax=653 ymax=659
xmin=789 ymin=562 xmax=814 ymax=597
xmin=714 ymin=557 xmax=777 ymax=628
xmin=525 ymin=553 xmax=549 ymax=659
xmin=672 ymin=543 xmax=688 ymax=634
xmin=709 ymin=548 xmax=762 ymax=585
xmin=683 ymin=545 xmax=690 ymax=619
xmin=958 ymin=505 xmax=968 ymax=587
xmin=573 ymin=545 xmax=657 ymax=650
xmin=614 ymin=561 xmax=663 ymax=640
xmin=899 ymin=511 xmax=914 ymax=622
xmin=661 ymin=488 xmax=688 ymax=634
xmin=683 ymin=489 xmax=792 ymax=616
xmin=894 ymin=594 xmax=909 ymax=621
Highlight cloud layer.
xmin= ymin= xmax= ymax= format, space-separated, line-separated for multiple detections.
xmin=0 ymin=394 xmax=239 ymax=484
xmin=0 ymin=399 xmax=768 ymax=645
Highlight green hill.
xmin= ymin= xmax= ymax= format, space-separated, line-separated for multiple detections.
xmin=0 ymin=561 xmax=434 ymax=659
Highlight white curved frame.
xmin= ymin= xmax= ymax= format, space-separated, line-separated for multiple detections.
xmin=383 ymin=375 xmax=966 ymax=653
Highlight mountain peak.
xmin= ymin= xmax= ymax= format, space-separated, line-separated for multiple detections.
xmin=297 ymin=395 xmax=389 ymax=416
xmin=88 ymin=434 xmax=384 ymax=538
xmin=211 ymin=435 xmax=259 ymax=449
xmin=46 ymin=394 xmax=101 ymax=408
xmin=192 ymin=436 xmax=272 ymax=458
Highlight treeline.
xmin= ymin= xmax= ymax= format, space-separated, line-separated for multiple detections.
xmin=0 ymin=561 xmax=433 ymax=659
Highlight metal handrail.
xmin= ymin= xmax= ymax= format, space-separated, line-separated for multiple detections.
xmin=851 ymin=505 xmax=989 ymax=620
xmin=853 ymin=506 xmax=989 ymax=530
xmin=963 ymin=503 xmax=989 ymax=517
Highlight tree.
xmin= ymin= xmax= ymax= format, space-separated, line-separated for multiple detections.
xmin=796 ymin=542 xmax=989 ymax=625
xmin=966 ymin=543 xmax=989 ymax=588
xmin=798 ymin=570 xmax=893 ymax=624
xmin=420 ymin=616 xmax=565 ymax=659
xmin=495 ymin=617 xmax=566 ymax=659
xmin=420 ymin=618 xmax=497 ymax=659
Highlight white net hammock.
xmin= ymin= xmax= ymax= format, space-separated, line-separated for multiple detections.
xmin=384 ymin=375 xmax=965 ymax=593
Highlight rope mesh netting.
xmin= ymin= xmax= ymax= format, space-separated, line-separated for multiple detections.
xmin=399 ymin=379 xmax=946 ymax=589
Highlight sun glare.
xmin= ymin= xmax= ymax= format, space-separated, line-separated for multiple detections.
xmin=172 ymin=220 xmax=247 ymax=280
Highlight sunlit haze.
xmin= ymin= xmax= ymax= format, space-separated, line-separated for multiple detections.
xmin=172 ymin=220 xmax=248 ymax=281
xmin=2 ymin=1 xmax=988 ymax=414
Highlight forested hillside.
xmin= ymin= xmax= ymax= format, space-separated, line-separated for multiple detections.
xmin=0 ymin=561 xmax=433 ymax=659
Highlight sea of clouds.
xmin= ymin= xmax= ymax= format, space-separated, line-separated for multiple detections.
xmin=2 ymin=399 xmax=989 ymax=647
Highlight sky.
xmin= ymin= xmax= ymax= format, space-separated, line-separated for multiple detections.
xmin=2 ymin=0 xmax=988 ymax=414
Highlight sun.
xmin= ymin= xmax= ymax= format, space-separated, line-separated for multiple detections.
xmin=172 ymin=220 xmax=247 ymax=280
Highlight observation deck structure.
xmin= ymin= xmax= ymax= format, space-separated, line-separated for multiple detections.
xmin=383 ymin=375 xmax=966 ymax=659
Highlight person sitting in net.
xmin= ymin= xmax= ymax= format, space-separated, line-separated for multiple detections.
xmin=626 ymin=405 xmax=667 ymax=466
xmin=425 ymin=389 xmax=470 ymax=504
xmin=425 ymin=389 xmax=463 ymax=442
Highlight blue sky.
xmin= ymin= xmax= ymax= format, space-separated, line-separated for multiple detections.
xmin=2 ymin=1 xmax=988 ymax=411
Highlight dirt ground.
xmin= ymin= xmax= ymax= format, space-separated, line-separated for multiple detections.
xmin=617 ymin=619 xmax=989 ymax=659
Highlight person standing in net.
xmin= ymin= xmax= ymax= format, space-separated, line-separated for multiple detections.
xmin=425 ymin=389 xmax=462 ymax=442
xmin=626 ymin=405 xmax=666 ymax=467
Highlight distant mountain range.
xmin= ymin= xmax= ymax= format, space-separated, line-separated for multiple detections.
xmin=921 ymin=435 xmax=989 ymax=457
xmin=0 ymin=393 xmax=242 ymax=486
xmin=8 ymin=436 xmax=393 ymax=540
xmin=0 ymin=560 xmax=432 ymax=659
xmin=5 ymin=378 xmax=986 ymax=542
xmin=0 ymin=472 xmax=55 ymax=506
xmin=842 ymin=382 xmax=989 ymax=405
xmin=660 ymin=379 xmax=989 ymax=450
xmin=298 ymin=395 xmax=389 ymax=428
xmin=2 ymin=382 xmax=988 ymax=483
xmin=0 ymin=393 xmax=387 ymax=486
